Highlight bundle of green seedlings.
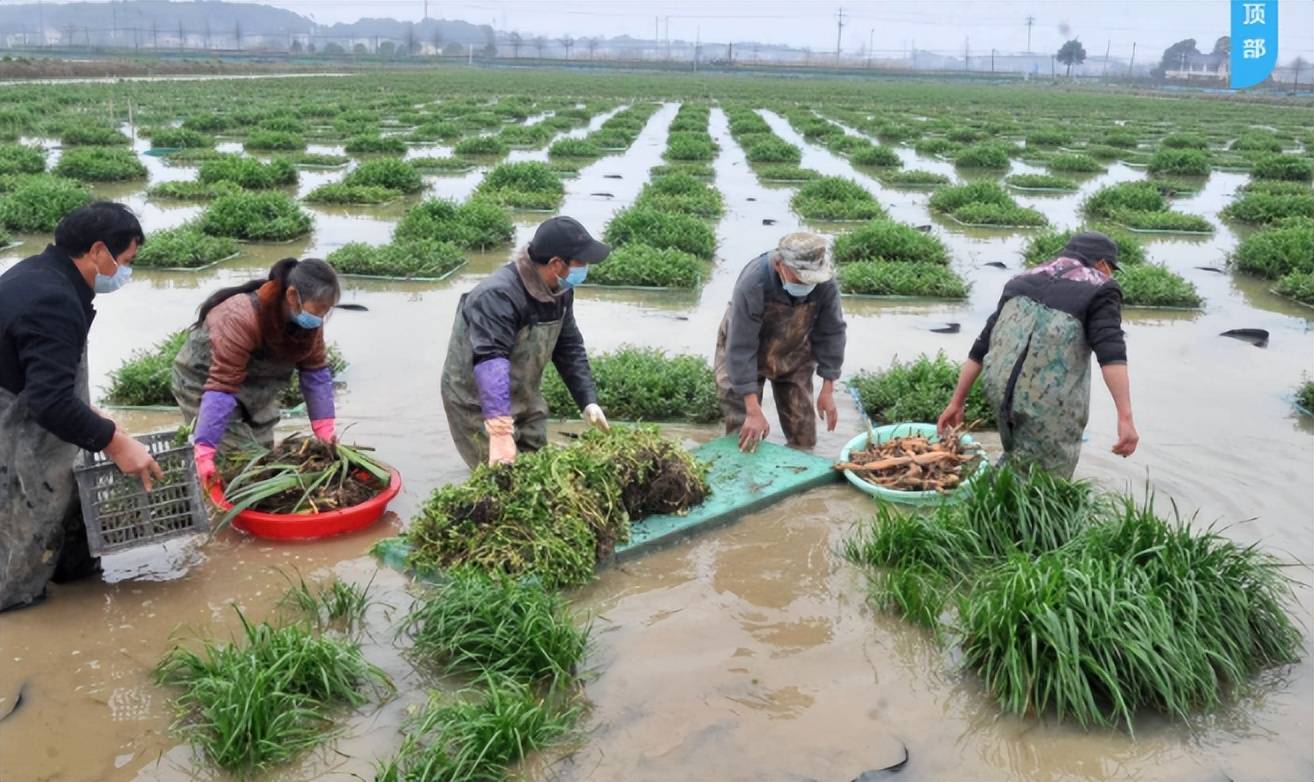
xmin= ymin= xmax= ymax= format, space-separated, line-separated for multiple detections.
xmin=542 ymin=346 xmax=720 ymax=422
xmin=197 ymin=155 xmax=298 ymax=189
xmin=405 ymin=426 xmax=710 ymax=589
xmin=848 ymin=351 xmax=993 ymax=428
xmin=0 ymin=174 xmax=91 ymax=233
xmin=1082 ymin=181 xmax=1213 ymax=233
xmin=473 ymin=161 xmax=565 ymax=211
xmin=328 ymin=238 xmax=465 ymax=279
xmin=843 ymin=467 xmax=1302 ymax=731
xmin=394 ymin=198 xmax=514 ymax=251
xmin=1021 ymin=228 xmax=1201 ymax=309
xmin=790 ymin=177 xmax=886 ymax=222
xmin=830 ymin=218 xmax=967 ymax=299
xmin=132 ymin=224 xmax=238 ymax=270
xmin=217 ymin=434 xmax=392 ymax=522
xmin=928 ymin=181 xmax=1048 ymax=228
xmin=155 ymin=604 xmax=391 ymax=773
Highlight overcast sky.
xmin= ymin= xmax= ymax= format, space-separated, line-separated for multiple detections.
xmin=34 ymin=1 xmax=1314 ymax=60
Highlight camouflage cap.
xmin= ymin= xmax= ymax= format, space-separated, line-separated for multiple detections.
xmin=774 ymin=232 xmax=833 ymax=284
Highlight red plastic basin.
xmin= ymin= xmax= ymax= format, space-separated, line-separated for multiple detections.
xmin=208 ymin=469 xmax=403 ymax=541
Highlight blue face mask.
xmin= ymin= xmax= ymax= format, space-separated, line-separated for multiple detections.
xmin=782 ymin=280 xmax=816 ymax=298
xmin=93 ymin=259 xmax=133 ymax=294
xmin=292 ymin=309 xmax=324 ymax=330
xmin=559 ymin=263 xmax=589 ymax=290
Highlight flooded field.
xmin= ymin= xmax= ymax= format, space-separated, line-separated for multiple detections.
xmin=0 ymin=76 xmax=1311 ymax=782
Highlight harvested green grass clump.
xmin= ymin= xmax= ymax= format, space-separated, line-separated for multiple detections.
xmin=850 ymin=144 xmax=902 ymax=168
xmin=880 ymin=169 xmax=950 ymax=187
xmin=1147 ymin=148 xmax=1211 ymax=176
xmin=1230 ymin=219 xmax=1314 ymax=279
xmin=954 ymin=143 xmax=1012 ymax=169
xmin=0 ymin=144 xmax=45 ymax=176
xmin=61 ymin=125 xmax=130 ymax=146
xmin=833 ymin=219 xmax=948 ymax=265
xmin=245 ymin=130 xmax=305 ymax=152
xmin=405 ymin=426 xmax=710 ymax=588
xmin=453 ymin=135 xmax=509 ymax=158
xmin=344 ymin=158 xmax=424 ymax=193
xmin=327 ymin=239 xmax=464 ymax=279
xmin=344 ymin=133 xmax=407 ymax=156
xmin=960 ymin=497 xmax=1300 ymax=730
xmin=754 ymin=164 xmax=820 ymax=181
xmin=1006 ymin=173 xmax=1078 ymax=191
xmin=1274 ymin=271 xmax=1314 ymax=306
xmin=604 ymin=206 xmax=716 ymax=259
xmin=394 ymin=198 xmax=514 ymax=251
xmin=791 ymin=177 xmax=886 ymax=221
xmin=1221 ymin=191 xmax=1314 ymax=225
xmin=304 ymin=183 xmax=401 ymax=205
xmin=849 ymin=351 xmax=992 ymax=426
xmin=1250 ymin=154 xmax=1312 ymax=182
xmin=542 ymin=346 xmax=719 ymax=422
xmin=402 ymin=570 xmax=587 ymax=686
xmin=1022 ymin=228 xmax=1147 ymax=267
xmin=198 ymin=155 xmax=297 ymax=189
xmin=1084 ymin=181 xmax=1212 ymax=233
xmin=634 ymin=173 xmax=723 ymax=219
xmin=133 ymin=226 xmax=238 ymax=269
xmin=0 ymin=175 xmax=91 ymax=233
xmin=200 ymin=191 xmax=313 ymax=242
xmin=147 ymin=180 xmax=241 ymax=201
xmin=1047 ymin=153 xmax=1105 ymax=173
xmin=145 ymin=127 xmax=213 ymax=149
xmin=155 ymin=608 xmax=392 ymax=773
xmin=838 ymin=261 xmax=967 ymax=298
xmin=585 ymin=243 xmax=705 ymax=289
xmin=103 ymin=330 xmax=188 ymax=405
xmin=53 ymin=146 xmax=147 ymax=181
xmin=1113 ymin=263 xmax=1202 ymax=308
xmin=375 ymin=676 xmax=577 ymax=782
xmin=745 ymin=136 xmax=803 ymax=165
xmin=474 ymin=161 xmax=564 ymax=211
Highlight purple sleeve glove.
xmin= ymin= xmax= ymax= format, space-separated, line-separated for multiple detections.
xmin=299 ymin=366 xmax=336 ymax=422
xmin=472 ymin=357 xmax=512 ymax=419
xmin=195 ymin=390 xmax=238 ymax=448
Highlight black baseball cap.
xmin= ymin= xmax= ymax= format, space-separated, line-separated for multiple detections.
xmin=528 ymin=216 xmax=610 ymax=265
xmin=1063 ymin=231 xmax=1120 ymax=270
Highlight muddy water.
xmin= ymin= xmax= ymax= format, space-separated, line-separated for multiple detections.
xmin=0 ymin=95 xmax=1310 ymax=782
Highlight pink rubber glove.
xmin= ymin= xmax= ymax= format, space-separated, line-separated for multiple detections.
xmin=194 ymin=443 xmax=217 ymax=487
xmin=311 ymin=419 xmax=336 ymax=443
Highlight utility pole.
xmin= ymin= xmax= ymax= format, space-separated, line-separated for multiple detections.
xmin=834 ymin=7 xmax=845 ymax=64
xmin=664 ymin=17 xmax=670 ymax=61
xmin=1128 ymin=42 xmax=1136 ymax=77
xmin=1102 ymin=39 xmax=1110 ymax=77
xmin=654 ymin=16 xmax=659 ymax=57
xmin=964 ymin=37 xmax=970 ymax=71
xmin=423 ymin=0 xmax=429 ymax=20
xmin=991 ymin=48 xmax=995 ymax=73
xmin=1025 ymin=15 xmax=1034 ymax=54
xmin=694 ymin=26 xmax=700 ymax=72
xmin=867 ymin=28 xmax=874 ymax=68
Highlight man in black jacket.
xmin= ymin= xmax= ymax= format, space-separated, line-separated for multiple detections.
xmin=0 ymin=202 xmax=162 ymax=612
xmin=937 ymin=231 xmax=1138 ymax=478
xmin=440 ymin=216 xmax=611 ymax=468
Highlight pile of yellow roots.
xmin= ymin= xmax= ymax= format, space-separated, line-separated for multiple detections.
xmin=835 ymin=428 xmax=981 ymax=492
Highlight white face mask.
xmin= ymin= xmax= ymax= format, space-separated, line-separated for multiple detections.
xmin=93 ymin=257 xmax=133 ymax=294
xmin=782 ymin=280 xmax=816 ymax=298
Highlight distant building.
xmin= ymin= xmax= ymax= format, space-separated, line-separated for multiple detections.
xmin=1165 ymin=51 xmax=1228 ymax=81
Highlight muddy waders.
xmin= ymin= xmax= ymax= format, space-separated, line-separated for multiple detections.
xmin=715 ymin=298 xmax=820 ymax=449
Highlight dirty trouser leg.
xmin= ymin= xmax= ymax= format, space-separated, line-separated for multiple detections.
xmin=515 ymin=410 xmax=549 ymax=454
xmin=51 ymin=498 xmax=98 ymax=583
xmin=717 ymin=378 xmax=765 ymax=437
xmin=770 ymin=367 xmax=817 ymax=450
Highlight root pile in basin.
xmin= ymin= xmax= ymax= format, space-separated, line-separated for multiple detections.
xmin=218 ymin=434 xmax=391 ymax=518
xmin=836 ymin=426 xmax=982 ymax=492
xmin=404 ymin=426 xmax=710 ymax=589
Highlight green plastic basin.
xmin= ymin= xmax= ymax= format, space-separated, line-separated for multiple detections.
xmin=839 ymin=422 xmax=984 ymax=506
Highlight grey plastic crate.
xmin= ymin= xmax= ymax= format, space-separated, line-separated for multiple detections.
xmin=74 ymin=430 xmax=208 ymax=556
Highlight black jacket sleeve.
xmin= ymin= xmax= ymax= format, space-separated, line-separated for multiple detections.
xmin=551 ymin=297 xmax=597 ymax=409
xmin=810 ymin=282 xmax=846 ymax=380
xmin=463 ymin=287 xmax=522 ymax=366
xmin=15 ymin=293 xmax=115 ymax=451
xmin=1085 ymin=283 xmax=1127 ymax=366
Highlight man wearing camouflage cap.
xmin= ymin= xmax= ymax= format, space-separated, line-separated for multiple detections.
xmin=714 ymin=232 xmax=847 ymax=452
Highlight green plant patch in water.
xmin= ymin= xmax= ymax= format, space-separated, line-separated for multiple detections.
xmin=147 ymin=179 xmax=242 ymax=201
xmin=1047 ymin=152 xmax=1105 ymax=173
xmin=548 ymin=137 xmax=602 ymax=159
xmin=754 ymin=164 xmax=821 ymax=181
xmin=1117 ymin=264 xmax=1202 ymax=308
xmin=0 ymin=144 xmax=46 ymax=176
xmin=409 ymin=156 xmax=475 ymax=173
xmin=604 ymin=206 xmax=716 ymax=260
xmin=305 ymin=183 xmax=401 ymax=205
xmin=1274 ymin=270 xmax=1314 ymax=306
xmin=833 ymin=219 xmax=948 ymax=265
xmin=0 ymin=174 xmax=91 ymax=233
xmin=286 ymin=152 xmax=349 ymax=168
xmin=344 ymin=133 xmax=407 ymax=156
xmin=245 ymin=129 xmax=306 ymax=152
xmin=405 ymin=426 xmax=710 ymax=589
xmin=52 ymin=146 xmax=147 ymax=182
xmin=343 ymin=158 xmax=424 ymax=193
xmin=651 ymin=162 xmax=715 ymax=179
xmin=1005 ymin=173 xmax=1078 ymax=191
xmin=1229 ymin=218 xmax=1314 ymax=279
xmin=880 ymin=169 xmax=950 ymax=187
xmin=953 ymin=143 xmax=1012 ymax=169
xmin=61 ymin=125 xmax=130 ymax=146
xmin=474 ymin=161 xmax=565 ymax=210
xmin=394 ymin=198 xmax=514 ymax=251
xmin=1221 ymin=191 xmax=1314 ymax=226
xmin=951 ymin=202 xmax=1047 ymax=227
xmin=103 ymin=330 xmax=188 ymax=406
xmin=1250 ymin=154 xmax=1312 ymax=183
xmin=849 ymin=144 xmax=902 ymax=168
xmin=634 ymin=173 xmax=724 ymax=220
xmin=327 ymin=239 xmax=464 ymax=279
xmin=1111 ymin=208 xmax=1213 ymax=233
xmin=542 ymin=345 xmax=719 ymax=423
xmin=848 ymin=351 xmax=991 ymax=426
xmin=1147 ymin=148 xmax=1211 ymax=176
xmin=744 ymin=136 xmax=802 ymax=165
xmin=198 ymin=155 xmax=297 ymax=189
xmin=143 ymin=127 xmax=213 ymax=149
xmin=791 ymin=177 xmax=886 ymax=221
xmin=584 ymin=243 xmax=705 ymax=289
xmin=453 ymin=135 xmax=509 ymax=158
xmin=134 ymin=225 xmax=238 ymax=269
xmin=839 ymin=260 xmax=967 ymax=299
xmin=1297 ymin=380 xmax=1314 ymax=410
xmin=200 ymin=191 xmax=312 ymax=242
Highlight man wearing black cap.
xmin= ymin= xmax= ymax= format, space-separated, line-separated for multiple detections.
xmin=937 ymin=230 xmax=1138 ymax=478
xmin=440 ymin=216 xmax=611 ymax=468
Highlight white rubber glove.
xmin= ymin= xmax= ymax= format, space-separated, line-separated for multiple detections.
xmin=583 ymin=403 xmax=610 ymax=431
